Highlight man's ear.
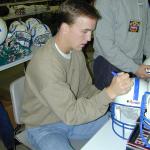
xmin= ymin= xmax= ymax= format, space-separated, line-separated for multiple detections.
xmin=61 ymin=22 xmax=70 ymax=34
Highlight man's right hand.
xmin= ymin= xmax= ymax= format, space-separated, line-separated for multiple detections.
xmin=106 ymin=72 xmax=133 ymax=99
xmin=135 ymin=64 xmax=150 ymax=79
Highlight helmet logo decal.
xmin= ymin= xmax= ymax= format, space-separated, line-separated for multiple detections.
xmin=127 ymin=100 xmax=140 ymax=105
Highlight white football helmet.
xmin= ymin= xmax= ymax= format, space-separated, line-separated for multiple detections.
xmin=31 ymin=23 xmax=51 ymax=47
xmin=9 ymin=21 xmax=26 ymax=33
xmin=6 ymin=21 xmax=31 ymax=51
xmin=25 ymin=17 xmax=41 ymax=33
xmin=140 ymin=92 xmax=150 ymax=148
xmin=111 ymin=77 xmax=148 ymax=139
xmin=0 ymin=18 xmax=7 ymax=45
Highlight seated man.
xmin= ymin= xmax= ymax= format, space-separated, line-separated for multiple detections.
xmin=20 ymin=0 xmax=133 ymax=150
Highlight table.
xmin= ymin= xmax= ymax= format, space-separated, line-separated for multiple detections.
xmin=82 ymin=119 xmax=128 ymax=150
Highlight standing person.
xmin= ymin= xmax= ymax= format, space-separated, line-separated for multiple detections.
xmin=93 ymin=0 xmax=150 ymax=90
xmin=20 ymin=0 xmax=133 ymax=150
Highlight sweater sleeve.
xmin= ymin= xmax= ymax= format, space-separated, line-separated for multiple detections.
xmin=41 ymin=82 xmax=111 ymax=125
xmin=77 ymin=52 xmax=101 ymax=98
xmin=94 ymin=0 xmax=139 ymax=73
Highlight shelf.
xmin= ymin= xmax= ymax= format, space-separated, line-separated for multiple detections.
xmin=0 ymin=1 xmax=60 ymax=71
xmin=2 ymin=5 xmax=59 ymax=20
xmin=0 ymin=55 xmax=32 ymax=71
xmin=0 ymin=0 xmax=51 ymax=6
xmin=0 ymin=45 xmax=42 ymax=71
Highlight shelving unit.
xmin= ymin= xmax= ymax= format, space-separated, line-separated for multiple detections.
xmin=0 ymin=54 xmax=32 ymax=71
xmin=0 ymin=0 xmax=50 ymax=6
xmin=2 ymin=6 xmax=59 ymax=20
xmin=0 ymin=0 xmax=60 ymax=20
xmin=0 ymin=0 xmax=63 ymax=71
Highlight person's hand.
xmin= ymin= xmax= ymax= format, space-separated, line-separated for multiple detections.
xmin=106 ymin=72 xmax=133 ymax=99
xmin=135 ymin=64 xmax=150 ymax=79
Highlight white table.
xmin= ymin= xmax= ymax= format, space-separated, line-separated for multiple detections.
xmin=82 ymin=119 xmax=128 ymax=150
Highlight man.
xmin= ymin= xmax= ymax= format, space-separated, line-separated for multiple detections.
xmin=93 ymin=0 xmax=150 ymax=90
xmin=21 ymin=0 xmax=133 ymax=149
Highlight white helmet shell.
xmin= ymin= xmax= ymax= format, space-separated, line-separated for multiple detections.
xmin=111 ymin=77 xmax=148 ymax=139
xmin=9 ymin=21 xmax=26 ymax=33
xmin=31 ymin=23 xmax=51 ymax=47
xmin=0 ymin=18 xmax=7 ymax=45
xmin=25 ymin=17 xmax=41 ymax=32
xmin=115 ymin=78 xmax=147 ymax=107
xmin=7 ymin=21 xmax=31 ymax=48
xmin=14 ymin=24 xmax=28 ymax=32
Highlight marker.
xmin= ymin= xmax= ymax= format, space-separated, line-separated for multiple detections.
xmin=111 ymin=71 xmax=118 ymax=76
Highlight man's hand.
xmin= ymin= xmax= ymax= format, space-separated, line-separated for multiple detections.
xmin=106 ymin=72 xmax=133 ymax=99
xmin=135 ymin=64 xmax=150 ymax=79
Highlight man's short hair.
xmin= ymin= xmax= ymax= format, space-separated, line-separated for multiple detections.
xmin=58 ymin=0 xmax=100 ymax=26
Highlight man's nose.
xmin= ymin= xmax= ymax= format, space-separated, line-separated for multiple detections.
xmin=87 ymin=32 xmax=92 ymax=42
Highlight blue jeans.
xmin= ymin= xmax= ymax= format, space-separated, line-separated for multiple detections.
xmin=26 ymin=112 xmax=110 ymax=150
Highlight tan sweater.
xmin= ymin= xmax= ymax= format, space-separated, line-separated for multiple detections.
xmin=20 ymin=37 xmax=112 ymax=128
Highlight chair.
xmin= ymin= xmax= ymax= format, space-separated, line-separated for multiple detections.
xmin=10 ymin=76 xmax=32 ymax=150
xmin=10 ymin=76 xmax=88 ymax=150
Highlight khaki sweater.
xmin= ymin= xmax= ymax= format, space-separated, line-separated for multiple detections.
xmin=20 ymin=37 xmax=112 ymax=128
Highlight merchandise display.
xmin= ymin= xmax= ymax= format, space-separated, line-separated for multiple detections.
xmin=0 ymin=13 xmax=54 ymax=66
xmin=0 ymin=0 xmax=59 ymax=67
xmin=0 ymin=20 xmax=32 ymax=66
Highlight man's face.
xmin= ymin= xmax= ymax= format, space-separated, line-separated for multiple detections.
xmin=67 ymin=16 xmax=97 ymax=51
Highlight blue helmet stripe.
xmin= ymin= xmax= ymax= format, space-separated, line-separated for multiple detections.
xmin=133 ymin=78 xmax=140 ymax=100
